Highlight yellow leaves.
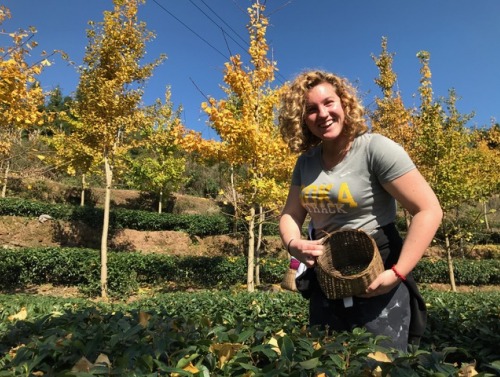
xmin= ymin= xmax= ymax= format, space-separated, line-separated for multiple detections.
xmin=458 ymin=362 xmax=479 ymax=376
xmin=209 ymin=343 xmax=244 ymax=369
xmin=184 ymin=1 xmax=295 ymax=214
xmin=71 ymin=354 xmax=111 ymax=373
xmin=170 ymin=354 xmax=201 ymax=376
xmin=181 ymin=362 xmax=199 ymax=374
xmin=266 ymin=329 xmax=287 ymax=355
xmin=267 ymin=336 xmax=280 ymax=354
xmin=72 ymin=356 xmax=93 ymax=373
xmin=138 ymin=310 xmax=151 ymax=327
xmin=66 ymin=166 xmax=76 ymax=176
xmin=368 ymin=351 xmax=391 ymax=363
xmin=8 ymin=344 xmax=25 ymax=362
xmin=367 ymin=352 xmax=392 ymax=377
xmin=0 ymin=48 xmax=47 ymax=146
xmin=8 ymin=307 xmax=27 ymax=321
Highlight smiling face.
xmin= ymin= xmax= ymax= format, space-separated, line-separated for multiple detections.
xmin=304 ymin=82 xmax=346 ymax=142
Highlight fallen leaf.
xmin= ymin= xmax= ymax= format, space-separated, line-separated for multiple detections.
xmin=72 ymin=356 xmax=93 ymax=372
xmin=312 ymin=341 xmax=321 ymax=350
xmin=210 ymin=343 xmax=243 ymax=368
xmin=170 ymin=361 xmax=199 ymax=377
xmin=267 ymin=337 xmax=280 ymax=354
xmin=9 ymin=344 xmax=25 ymax=359
xmin=275 ymin=329 xmax=287 ymax=337
xmin=8 ymin=307 xmax=27 ymax=321
xmin=139 ymin=311 xmax=151 ymax=327
xmin=368 ymin=351 xmax=391 ymax=363
xmin=95 ymin=353 xmax=111 ymax=367
xmin=183 ymin=362 xmax=199 ymax=373
xmin=459 ymin=362 xmax=478 ymax=376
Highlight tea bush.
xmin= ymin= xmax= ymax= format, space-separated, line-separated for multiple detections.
xmin=0 ymin=247 xmax=499 ymax=298
xmin=0 ymin=290 xmax=499 ymax=375
xmin=0 ymin=197 xmax=229 ymax=236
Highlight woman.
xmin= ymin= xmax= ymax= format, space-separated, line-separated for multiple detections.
xmin=278 ymin=70 xmax=442 ymax=351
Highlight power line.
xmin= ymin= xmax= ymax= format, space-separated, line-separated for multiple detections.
xmin=188 ymin=0 xmax=248 ymax=56
xmin=150 ymin=0 xmax=229 ymax=60
xmin=198 ymin=0 xmax=249 ymax=47
xmin=150 ymin=0 xmax=286 ymax=84
xmin=191 ymin=0 xmax=287 ymax=83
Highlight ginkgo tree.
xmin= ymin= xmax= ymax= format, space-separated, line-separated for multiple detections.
xmin=471 ymin=124 xmax=500 ymax=231
xmin=0 ymin=6 xmax=51 ymax=197
xmin=124 ymin=90 xmax=187 ymax=213
xmin=182 ymin=1 xmax=296 ymax=292
xmin=71 ymin=0 xmax=164 ymax=298
xmin=412 ymin=51 xmax=493 ymax=291
xmin=370 ymin=37 xmax=414 ymax=153
xmin=371 ymin=41 xmax=499 ymax=291
xmin=370 ymin=37 xmax=415 ymax=227
xmin=44 ymin=115 xmax=102 ymax=207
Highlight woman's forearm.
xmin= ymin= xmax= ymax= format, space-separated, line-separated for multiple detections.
xmin=395 ymin=207 xmax=442 ymax=277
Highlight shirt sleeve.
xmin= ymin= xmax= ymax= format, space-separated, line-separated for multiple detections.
xmin=368 ymin=134 xmax=416 ymax=183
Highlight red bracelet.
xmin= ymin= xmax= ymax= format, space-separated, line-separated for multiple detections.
xmin=391 ymin=265 xmax=407 ymax=281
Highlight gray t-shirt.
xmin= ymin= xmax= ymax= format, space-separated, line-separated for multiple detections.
xmin=291 ymin=133 xmax=415 ymax=239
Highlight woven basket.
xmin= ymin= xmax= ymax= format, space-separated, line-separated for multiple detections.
xmin=315 ymin=229 xmax=383 ymax=299
xmin=280 ymin=268 xmax=298 ymax=292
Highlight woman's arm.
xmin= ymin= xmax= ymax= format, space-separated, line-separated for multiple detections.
xmin=365 ymin=168 xmax=442 ymax=296
xmin=279 ymin=185 xmax=324 ymax=268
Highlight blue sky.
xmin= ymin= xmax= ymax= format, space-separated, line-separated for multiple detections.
xmin=2 ymin=0 xmax=499 ymax=139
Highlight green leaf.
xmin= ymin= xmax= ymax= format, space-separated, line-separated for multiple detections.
xmin=176 ymin=353 xmax=199 ymax=369
xmin=279 ymin=335 xmax=294 ymax=361
xmin=298 ymin=357 xmax=320 ymax=370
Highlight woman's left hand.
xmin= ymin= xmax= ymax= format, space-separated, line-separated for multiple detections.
xmin=358 ymin=269 xmax=401 ymax=298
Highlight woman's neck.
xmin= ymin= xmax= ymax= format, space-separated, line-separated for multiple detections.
xmin=321 ymin=135 xmax=353 ymax=170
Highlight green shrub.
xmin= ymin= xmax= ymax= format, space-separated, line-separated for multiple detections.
xmin=1 ymin=247 xmax=499 ymax=299
xmin=415 ymin=259 xmax=500 ymax=285
xmin=0 ymin=197 xmax=229 ymax=236
xmin=0 ymin=290 xmax=499 ymax=375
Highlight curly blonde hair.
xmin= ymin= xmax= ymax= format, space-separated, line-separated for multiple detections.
xmin=279 ymin=70 xmax=368 ymax=153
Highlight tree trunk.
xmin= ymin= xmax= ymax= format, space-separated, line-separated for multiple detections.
xmin=483 ymin=201 xmax=490 ymax=231
xmin=158 ymin=190 xmax=163 ymax=214
xmin=1 ymin=160 xmax=10 ymax=198
xmin=230 ymin=166 xmax=238 ymax=233
xmin=80 ymin=174 xmax=86 ymax=207
xmin=445 ymin=233 xmax=456 ymax=292
xmin=255 ymin=206 xmax=264 ymax=286
xmin=247 ymin=206 xmax=255 ymax=292
xmin=100 ymin=156 xmax=112 ymax=299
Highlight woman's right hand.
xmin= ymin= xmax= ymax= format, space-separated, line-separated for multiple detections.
xmin=288 ymin=239 xmax=324 ymax=268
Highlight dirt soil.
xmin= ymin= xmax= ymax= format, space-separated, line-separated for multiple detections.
xmin=0 ymin=187 xmax=285 ymax=258
xmin=0 ymin=215 xmax=286 ymax=258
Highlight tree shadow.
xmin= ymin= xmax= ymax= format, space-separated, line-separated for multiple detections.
xmin=50 ymin=220 xmax=101 ymax=248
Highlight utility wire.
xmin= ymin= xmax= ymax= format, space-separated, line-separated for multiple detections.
xmin=188 ymin=0 xmax=248 ymax=55
xmin=199 ymin=0 xmax=249 ymax=47
xmin=150 ymin=0 xmax=229 ymax=60
xmin=195 ymin=0 xmax=287 ymax=84
xmin=150 ymin=0 xmax=286 ymax=84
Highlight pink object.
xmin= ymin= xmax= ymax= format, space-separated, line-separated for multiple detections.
xmin=289 ymin=258 xmax=301 ymax=270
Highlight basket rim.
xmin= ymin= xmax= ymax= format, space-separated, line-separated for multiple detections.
xmin=316 ymin=229 xmax=380 ymax=279
xmin=314 ymin=228 xmax=384 ymax=299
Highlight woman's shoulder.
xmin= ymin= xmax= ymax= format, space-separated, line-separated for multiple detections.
xmin=357 ymin=132 xmax=402 ymax=151
xmin=358 ymin=132 xmax=392 ymax=144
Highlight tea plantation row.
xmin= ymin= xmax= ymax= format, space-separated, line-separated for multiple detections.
xmin=0 ymin=247 xmax=499 ymax=297
xmin=1 ymin=290 xmax=499 ymax=376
